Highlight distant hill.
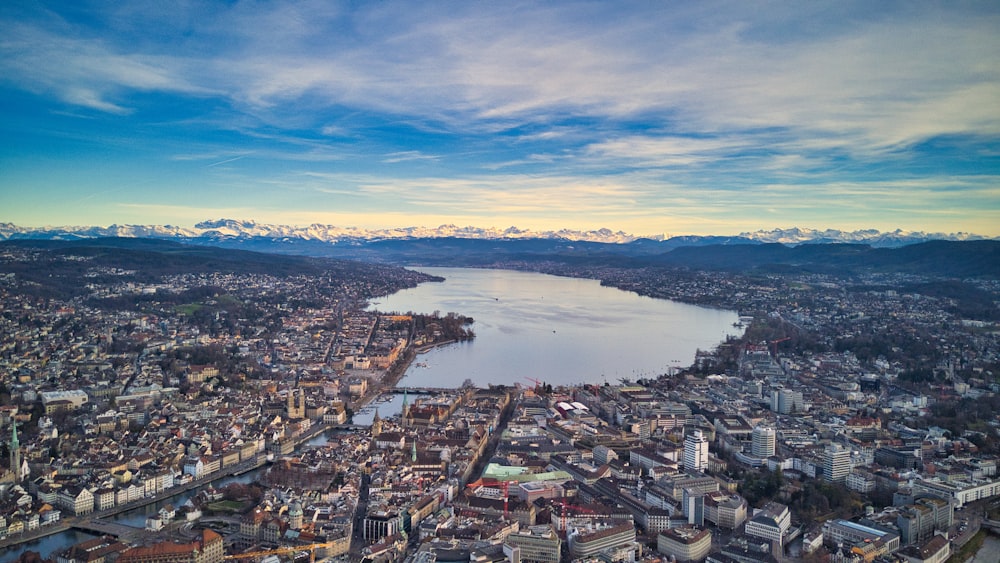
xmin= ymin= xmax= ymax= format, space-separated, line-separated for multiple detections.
xmin=1 ymin=224 xmax=997 ymax=279
xmin=649 ymin=240 xmax=1000 ymax=277
xmin=0 ymin=238 xmax=440 ymax=301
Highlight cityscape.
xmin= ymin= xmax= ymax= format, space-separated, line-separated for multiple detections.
xmin=0 ymin=234 xmax=996 ymax=563
xmin=2 ymin=1 xmax=1000 ymax=562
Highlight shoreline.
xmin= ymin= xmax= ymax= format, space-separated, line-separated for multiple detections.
xmin=382 ymin=339 xmax=462 ymax=389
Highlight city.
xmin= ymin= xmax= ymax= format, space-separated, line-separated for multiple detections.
xmin=3 ymin=2 xmax=1000 ymax=562
xmin=0 ymin=238 xmax=998 ymax=563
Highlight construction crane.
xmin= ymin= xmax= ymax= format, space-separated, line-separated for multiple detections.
xmin=523 ymin=377 xmax=543 ymax=390
xmin=224 ymin=542 xmax=336 ymax=563
xmin=502 ymin=479 xmax=519 ymax=518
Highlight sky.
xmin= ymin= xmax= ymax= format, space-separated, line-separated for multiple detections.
xmin=1 ymin=1 xmax=999 ymax=237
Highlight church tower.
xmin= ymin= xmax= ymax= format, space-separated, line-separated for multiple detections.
xmin=287 ymin=388 xmax=305 ymax=420
xmin=401 ymin=390 xmax=410 ymax=428
xmin=371 ymin=408 xmax=383 ymax=437
xmin=9 ymin=423 xmax=21 ymax=482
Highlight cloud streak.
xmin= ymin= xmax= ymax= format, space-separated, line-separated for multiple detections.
xmin=1 ymin=1 xmax=998 ymax=235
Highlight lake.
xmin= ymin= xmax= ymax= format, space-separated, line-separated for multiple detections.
xmin=369 ymin=268 xmax=743 ymax=388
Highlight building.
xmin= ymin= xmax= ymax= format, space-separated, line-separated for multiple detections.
xmin=567 ymin=522 xmax=637 ymax=560
xmin=771 ymin=388 xmax=804 ymax=414
xmin=897 ymin=498 xmax=953 ymax=546
xmin=897 ymin=534 xmax=950 ymax=563
xmin=364 ymin=511 xmax=401 ymax=541
xmin=744 ymin=501 xmax=790 ymax=549
xmin=911 ymin=477 xmax=1000 ymax=508
xmin=821 ymin=519 xmax=900 ymax=560
xmin=846 ymin=469 xmax=876 ymax=494
xmin=7 ymin=423 xmax=23 ymax=483
xmin=657 ymin=526 xmax=712 ymax=562
xmin=504 ymin=524 xmax=562 ymax=563
xmin=57 ymin=535 xmax=130 ymax=563
xmin=286 ymin=388 xmax=305 ymax=419
xmin=118 ymin=529 xmax=224 ymax=563
xmin=823 ymin=444 xmax=851 ymax=483
xmin=704 ymin=492 xmax=747 ymax=529
xmin=684 ymin=430 xmax=709 ymax=472
xmin=40 ymin=390 xmax=89 ymax=414
xmin=751 ymin=426 xmax=776 ymax=458
xmin=57 ymin=486 xmax=94 ymax=516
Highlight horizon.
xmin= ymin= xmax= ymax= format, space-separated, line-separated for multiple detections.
xmin=2 ymin=2 xmax=999 ymax=236
xmin=2 ymin=217 xmax=994 ymax=244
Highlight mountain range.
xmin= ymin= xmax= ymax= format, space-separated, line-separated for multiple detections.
xmin=3 ymin=223 xmax=998 ymax=279
xmin=0 ymin=219 xmax=991 ymax=247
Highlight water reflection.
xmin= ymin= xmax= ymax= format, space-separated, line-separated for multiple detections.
xmin=371 ymin=268 xmax=743 ymax=388
xmin=0 ymin=529 xmax=99 ymax=563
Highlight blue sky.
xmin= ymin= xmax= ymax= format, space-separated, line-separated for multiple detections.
xmin=2 ymin=1 xmax=999 ymax=237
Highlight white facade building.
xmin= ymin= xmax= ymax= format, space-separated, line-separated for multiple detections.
xmin=684 ymin=430 xmax=709 ymax=472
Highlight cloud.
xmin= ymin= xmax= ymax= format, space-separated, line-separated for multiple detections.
xmin=3 ymin=1 xmax=999 ymax=236
xmin=381 ymin=151 xmax=440 ymax=164
xmin=0 ymin=21 xmax=206 ymax=113
xmin=6 ymin=2 xmax=998 ymax=148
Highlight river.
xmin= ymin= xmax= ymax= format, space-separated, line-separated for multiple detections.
xmin=0 ymin=469 xmax=264 ymax=563
xmin=370 ymin=267 xmax=743 ymax=388
xmin=972 ymin=534 xmax=1000 ymax=562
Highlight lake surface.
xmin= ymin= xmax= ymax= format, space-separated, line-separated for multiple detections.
xmin=370 ymin=268 xmax=743 ymax=388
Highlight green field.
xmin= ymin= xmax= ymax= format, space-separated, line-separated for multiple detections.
xmin=206 ymin=500 xmax=247 ymax=513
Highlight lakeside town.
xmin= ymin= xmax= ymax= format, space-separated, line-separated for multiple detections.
xmin=0 ymin=242 xmax=999 ymax=563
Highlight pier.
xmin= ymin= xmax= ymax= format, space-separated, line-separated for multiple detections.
xmin=390 ymin=386 xmax=456 ymax=395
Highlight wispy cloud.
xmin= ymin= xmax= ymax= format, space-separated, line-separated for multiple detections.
xmin=204 ymin=155 xmax=248 ymax=168
xmin=382 ymin=151 xmax=440 ymax=164
xmin=2 ymin=1 xmax=998 ymax=235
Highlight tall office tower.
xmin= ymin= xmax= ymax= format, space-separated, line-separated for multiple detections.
xmin=823 ymin=444 xmax=851 ymax=483
xmin=752 ymin=426 xmax=776 ymax=458
xmin=771 ymin=388 xmax=804 ymax=414
xmin=684 ymin=430 xmax=709 ymax=472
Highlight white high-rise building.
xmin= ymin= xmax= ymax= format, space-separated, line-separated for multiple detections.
xmin=684 ymin=430 xmax=709 ymax=472
xmin=823 ymin=444 xmax=851 ymax=483
xmin=771 ymin=388 xmax=804 ymax=414
xmin=752 ymin=426 xmax=776 ymax=458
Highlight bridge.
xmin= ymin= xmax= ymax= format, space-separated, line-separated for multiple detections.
xmin=73 ymin=520 xmax=148 ymax=543
xmin=981 ymin=519 xmax=1000 ymax=534
xmin=390 ymin=387 xmax=457 ymax=395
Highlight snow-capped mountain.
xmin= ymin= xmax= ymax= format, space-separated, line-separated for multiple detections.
xmin=0 ymin=220 xmax=990 ymax=247
xmin=0 ymin=219 xmax=645 ymax=244
xmin=738 ymin=227 xmax=989 ymax=247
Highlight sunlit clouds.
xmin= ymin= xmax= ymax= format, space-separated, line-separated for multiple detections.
xmin=1 ymin=1 xmax=998 ymax=235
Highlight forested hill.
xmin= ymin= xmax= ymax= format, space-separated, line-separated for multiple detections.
xmin=0 ymin=238 xmax=441 ymax=301
xmin=648 ymin=240 xmax=1000 ymax=278
xmin=285 ymin=237 xmax=999 ymax=278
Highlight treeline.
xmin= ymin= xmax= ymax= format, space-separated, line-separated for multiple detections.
xmin=741 ymin=468 xmax=861 ymax=520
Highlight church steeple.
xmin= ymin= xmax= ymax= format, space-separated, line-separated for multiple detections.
xmin=10 ymin=423 xmax=21 ymax=482
xmin=371 ymin=408 xmax=382 ymax=437
xmin=411 ymin=439 xmax=417 ymax=463
xmin=401 ymin=389 xmax=410 ymax=427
